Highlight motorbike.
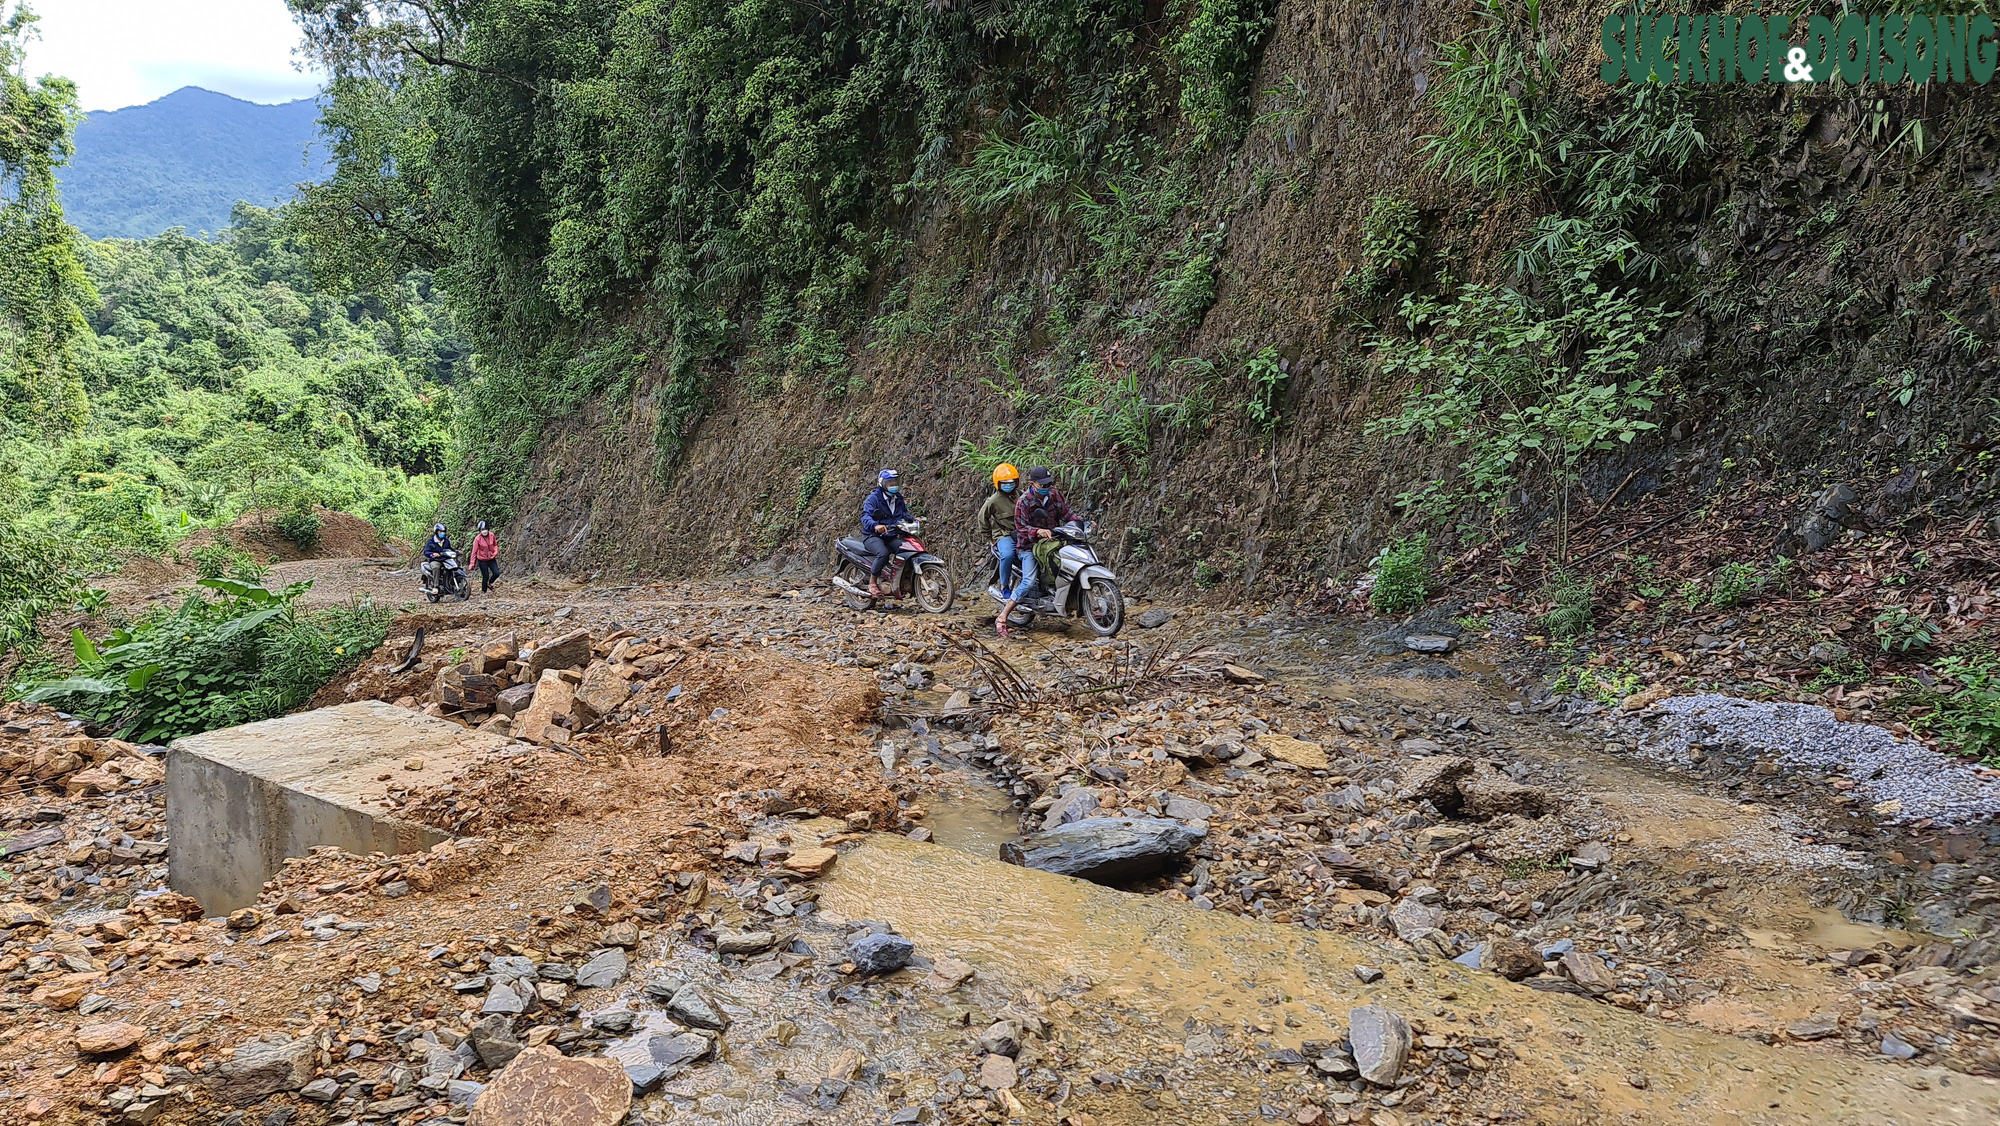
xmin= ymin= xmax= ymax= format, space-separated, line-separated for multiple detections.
xmin=421 ymin=549 xmax=470 ymax=603
xmin=829 ymin=518 xmax=955 ymax=613
xmin=988 ymin=520 xmax=1124 ymax=636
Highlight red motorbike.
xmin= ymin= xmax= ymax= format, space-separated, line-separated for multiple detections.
xmin=829 ymin=518 xmax=955 ymax=613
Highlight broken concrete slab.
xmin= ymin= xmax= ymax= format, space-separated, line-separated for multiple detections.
xmin=167 ymin=701 xmax=516 ymax=913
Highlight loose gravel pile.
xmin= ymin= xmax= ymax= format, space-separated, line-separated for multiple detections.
xmin=1638 ymin=694 xmax=2000 ymax=825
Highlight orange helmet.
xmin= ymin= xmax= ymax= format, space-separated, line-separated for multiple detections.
xmin=992 ymin=463 xmax=1021 ymax=488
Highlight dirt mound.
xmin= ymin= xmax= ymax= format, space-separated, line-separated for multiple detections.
xmin=183 ymin=507 xmax=390 ymax=563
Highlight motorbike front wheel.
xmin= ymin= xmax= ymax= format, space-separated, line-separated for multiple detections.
xmin=834 ymin=558 xmax=875 ymax=611
xmin=1082 ymin=579 xmax=1125 ymax=636
xmin=914 ymin=561 xmax=955 ymax=613
xmin=426 ymin=588 xmax=440 ymax=604
xmin=453 ymin=571 xmax=470 ymax=602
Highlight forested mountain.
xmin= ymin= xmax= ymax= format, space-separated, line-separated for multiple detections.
xmin=59 ymin=87 xmax=326 ymax=239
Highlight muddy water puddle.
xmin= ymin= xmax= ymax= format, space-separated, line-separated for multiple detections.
xmin=920 ymin=772 xmax=1022 ymax=858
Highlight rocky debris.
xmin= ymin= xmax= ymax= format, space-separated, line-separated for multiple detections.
xmin=782 ymin=847 xmax=838 ymax=876
xmin=434 ymin=664 xmax=502 ymax=713
xmin=715 ymin=929 xmax=778 ymax=955
xmin=1788 ymin=1014 xmax=1842 ymax=1041
xmin=1137 ymin=608 xmax=1174 ymax=628
xmin=524 ymin=630 xmax=594 ymax=681
xmin=574 ymin=948 xmax=628 ymax=989
xmin=466 ymin=1045 xmax=630 ymax=1126
xmin=665 ymin=983 xmax=729 ymax=1030
xmin=1001 ymin=817 xmax=1206 ymax=884
xmin=467 ymin=1015 xmax=524 ymax=1070
xmin=978 ymin=1053 xmax=1019 ymax=1089
xmin=846 ymin=932 xmax=915 ymax=976
xmin=1404 ymin=634 xmax=1455 ymax=653
xmin=495 ymin=682 xmax=537 ymax=718
xmin=75 ymin=1021 xmax=145 ymax=1055
xmin=514 ymin=670 xmax=579 ymax=745
xmin=210 ymin=1036 xmax=315 ymax=1104
xmin=1394 ymin=755 xmax=1550 ymax=819
xmin=607 ymin=1026 xmax=711 ymax=1092
xmin=1041 ymin=786 xmax=1101 ymax=830
xmin=1256 ymin=733 xmax=1330 ymax=769
xmin=1484 ymin=936 xmax=1545 ymax=980
xmin=1557 ymin=951 xmax=1619 ymax=995
xmin=1347 ymin=1005 xmax=1411 ymax=1086
xmin=574 ymin=662 xmax=633 ymax=721
xmin=0 ymin=710 xmax=165 ymax=799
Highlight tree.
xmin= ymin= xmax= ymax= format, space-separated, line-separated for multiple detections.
xmin=0 ymin=3 xmax=94 ymax=434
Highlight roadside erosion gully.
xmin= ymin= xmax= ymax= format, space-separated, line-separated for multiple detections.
xmin=0 ymin=559 xmax=1996 ymax=1125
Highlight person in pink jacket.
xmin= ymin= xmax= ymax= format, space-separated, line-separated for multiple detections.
xmin=470 ymin=521 xmax=499 ymax=592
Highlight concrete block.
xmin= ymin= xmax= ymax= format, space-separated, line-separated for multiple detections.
xmin=168 ymin=701 xmax=518 ymax=913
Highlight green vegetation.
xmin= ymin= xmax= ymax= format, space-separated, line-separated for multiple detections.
xmin=1537 ymin=570 xmax=1594 ymax=641
xmin=1872 ymin=605 xmax=1939 ymax=653
xmin=21 ymin=578 xmax=390 ymax=742
xmin=1244 ymin=346 xmax=1287 ymax=431
xmin=1549 ymin=660 xmax=1640 ymax=707
xmin=1705 ymin=561 xmax=1762 ymax=609
xmin=1369 ymin=533 xmax=1431 ymax=614
xmin=282 ymin=0 xmax=1282 ymax=516
xmin=1912 ymin=653 xmax=2000 ymax=765
xmin=1357 ymin=195 xmax=1420 ymax=295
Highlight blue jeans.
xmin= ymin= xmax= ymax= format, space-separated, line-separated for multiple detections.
xmin=994 ymin=536 xmax=1017 ymax=594
xmin=1012 ymin=549 xmax=1040 ymax=602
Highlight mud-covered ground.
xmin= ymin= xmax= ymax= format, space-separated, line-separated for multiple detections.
xmin=2 ymin=561 xmax=1998 ymax=1125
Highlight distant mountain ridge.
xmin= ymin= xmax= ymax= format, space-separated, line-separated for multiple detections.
xmin=57 ymin=87 xmax=328 ymax=240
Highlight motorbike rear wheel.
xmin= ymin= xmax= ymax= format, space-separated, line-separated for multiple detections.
xmin=834 ymin=558 xmax=875 ymax=611
xmin=1082 ymin=579 xmax=1125 ymax=636
xmin=914 ymin=561 xmax=955 ymax=613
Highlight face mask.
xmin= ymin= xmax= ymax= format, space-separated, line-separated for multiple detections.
xmin=1033 ymin=485 xmax=1050 ymax=496
xmin=885 ymin=485 xmax=899 ymax=494
xmin=1000 ymin=482 xmax=1015 ymax=493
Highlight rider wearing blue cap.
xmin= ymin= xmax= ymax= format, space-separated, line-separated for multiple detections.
xmin=860 ymin=468 xmax=913 ymax=597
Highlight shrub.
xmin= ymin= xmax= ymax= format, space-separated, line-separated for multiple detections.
xmin=1244 ymin=346 xmax=1288 ymax=430
xmin=1872 ymin=606 xmax=1938 ymax=653
xmin=23 ymin=579 xmax=390 ymax=742
xmin=1370 ymin=534 xmax=1432 ymax=614
xmin=0 ymin=524 xmax=87 ymax=650
xmin=1537 ymin=571 xmax=1595 ymax=640
xmin=1358 ymin=195 xmax=1420 ymax=294
xmin=191 ymin=542 xmax=269 ymax=583
xmin=1913 ymin=654 xmax=2000 ymax=764
xmin=1707 ymin=561 xmax=1761 ymax=608
xmin=274 ymin=504 xmax=323 ymax=550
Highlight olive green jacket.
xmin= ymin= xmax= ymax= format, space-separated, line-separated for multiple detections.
xmin=977 ymin=490 xmax=1016 ymax=542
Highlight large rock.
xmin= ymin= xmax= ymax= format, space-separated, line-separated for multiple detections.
xmin=75 ymin=1021 xmax=145 ymax=1055
xmin=574 ymin=948 xmax=628 ymax=989
xmin=1387 ymin=897 xmax=1444 ymax=942
xmin=1348 ymin=1006 xmax=1411 ymax=1086
xmin=494 ymin=683 xmax=537 ymax=719
xmin=847 ymin=933 xmax=915 ymax=976
xmin=525 ymin=630 xmax=594 ymax=680
xmin=1393 ymin=756 xmax=1474 ymax=810
xmin=467 ymin=1015 xmax=523 ymax=1070
xmin=573 ymin=663 xmax=632 ymax=721
xmin=467 ymin=1045 xmax=629 ymax=1126
xmin=434 ymin=665 xmax=500 ymax=713
xmin=513 ymin=670 xmax=577 ymax=744
xmin=1000 ymin=817 xmax=1206 ymax=885
xmin=1457 ymin=762 xmax=1552 ymax=818
xmin=1255 ymin=734 xmax=1329 ymax=769
xmin=211 ymin=1036 xmax=316 ymax=1104
xmin=606 ymin=1028 xmax=711 ymax=1092
xmin=665 ymin=984 xmax=728 ymax=1031
xmin=1485 ymin=936 xmax=1545 ymax=981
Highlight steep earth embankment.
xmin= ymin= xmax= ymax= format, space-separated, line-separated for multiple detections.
xmin=500 ymin=0 xmax=1999 ymax=594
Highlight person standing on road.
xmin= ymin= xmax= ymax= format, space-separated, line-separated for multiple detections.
xmin=471 ymin=521 xmax=500 ymax=593
xmin=978 ymin=463 xmax=1021 ymax=598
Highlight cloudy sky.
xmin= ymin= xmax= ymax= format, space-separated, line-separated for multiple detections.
xmin=20 ymin=0 xmax=325 ymax=112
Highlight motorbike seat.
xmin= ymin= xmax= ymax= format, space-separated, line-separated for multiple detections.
xmin=836 ymin=536 xmax=868 ymax=555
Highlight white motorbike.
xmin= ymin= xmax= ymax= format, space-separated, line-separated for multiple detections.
xmin=421 ymin=550 xmax=470 ymax=603
xmin=988 ymin=520 xmax=1124 ymax=636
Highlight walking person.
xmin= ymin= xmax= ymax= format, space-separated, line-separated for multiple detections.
xmin=470 ymin=520 xmax=500 ymax=593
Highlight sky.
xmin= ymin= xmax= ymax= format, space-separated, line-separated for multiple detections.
xmin=17 ymin=0 xmax=325 ymax=112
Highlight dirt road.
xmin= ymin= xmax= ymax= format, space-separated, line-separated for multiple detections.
xmin=2 ymin=560 xmax=1996 ymax=1124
